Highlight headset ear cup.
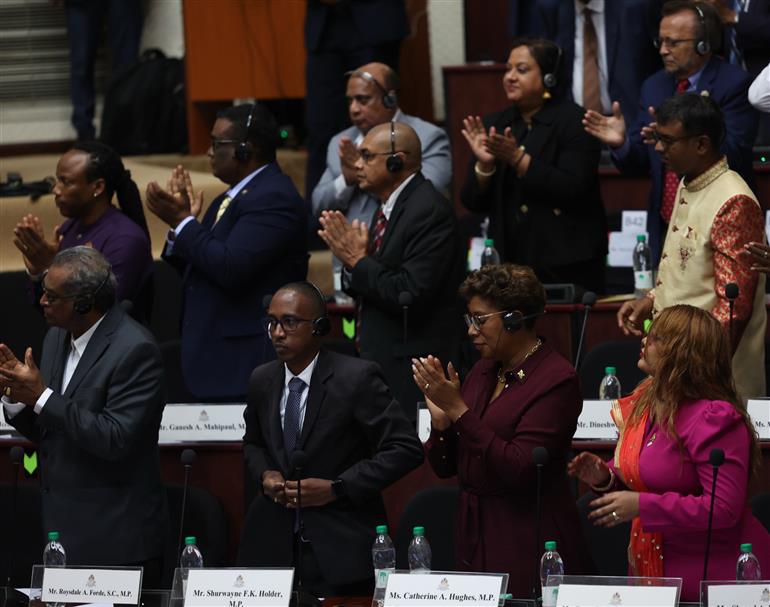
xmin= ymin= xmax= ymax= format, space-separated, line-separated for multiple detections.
xmin=234 ymin=142 xmax=251 ymax=162
xmin=383 ymin=92 xmax=397 ymax=109
xmin=502 ymin=311 xmax=522 ymax=332
xmin=74 ymin=297 xmax=92 ymax=315
xmin=543 ymin=73 xmax=556 ymax=89
xmin=386 ymin=153 xmax=403 ymax=172
xmin=696 ymin=40 xmax=710 ymax=55
xmin=312 ymin=317 xmax=331 ymax=337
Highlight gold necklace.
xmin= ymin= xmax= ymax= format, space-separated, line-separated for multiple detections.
xmin=497 ymin=338 xmax=543 ymax=385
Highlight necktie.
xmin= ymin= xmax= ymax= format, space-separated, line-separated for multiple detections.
xmin=727 ymin=0 xmax=745 ymax=67
xmin=660 ymin=79 xmax=690 ymax=224
xmin=283 ymin=377 xmax=306 ymax=453
xmin=370 ymin=208 xmax=388 ymax=253
xmin=214 ymin=195 xmax=232 ymax=225
xmin=582 ymin=7 xmax=602 ymax=113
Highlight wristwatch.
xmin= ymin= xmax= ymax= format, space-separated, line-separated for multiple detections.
xmin=331 ymin=478 xmax=347 ymax=499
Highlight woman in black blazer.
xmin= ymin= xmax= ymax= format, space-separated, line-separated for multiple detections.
xmin=461 ymin=38 xmax=608 ymax=294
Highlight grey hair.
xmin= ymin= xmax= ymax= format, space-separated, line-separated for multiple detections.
xmin=50 ymin=246 xmax=117 ymax=312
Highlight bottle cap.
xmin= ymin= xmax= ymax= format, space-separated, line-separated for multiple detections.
xmin=740 ymin=543 xmax=752 ymax=552
xmin=484 ymin=238 xmax=494 ymax=247
xmin=376 ymin=525 xmax=388 ymax=534
xmin=544 ymin=540 xmax=557 ymax=551
xmin=605 ymin=366 xmax=616 ymax=375
xmin=48 ymin=531 xmax=60 ymax=541
xmin=636 ymin=234 xmax=646 ymax=242
xmin=412 ymin=526 xmax=425 ymax=536
xmin=184 ymin=536 xmax=197 ymax=545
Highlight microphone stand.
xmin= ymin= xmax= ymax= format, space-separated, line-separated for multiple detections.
xmin=289 ymin=453 xmax=319 ymax=607
xmin=531 ymin=447 xmax=549 ymax=601
xmin=573 ymin=292 xmax=596 ymax=371
xmin=176 ymin=449 xmax=196 ymax=563
xmin=702 ymin=449 xmax=724 ymax=584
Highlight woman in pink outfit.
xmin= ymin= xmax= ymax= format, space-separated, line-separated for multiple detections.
xmin=569 ymin=305 xmax=769 ymax=601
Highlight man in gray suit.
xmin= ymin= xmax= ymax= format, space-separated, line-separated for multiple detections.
xmin=0 ymin=247 xmax=167 ymax=582
xmin=311 ymin=62 xmax=452 ymax=229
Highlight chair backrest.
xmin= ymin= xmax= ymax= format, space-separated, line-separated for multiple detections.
xmin=0 ymin=482 xmax=43 ymax=587
xmin=576 ymin=491 xmax=629 ymax=575
xmin=579 ymin=340 xmax=646 ymax=399
xmin=162 ymin=484 xmax=228 ymax=586
xmin=394 ymin=486 xmax=459 ymax=571
xmin=750 ymin=491 xmax=770 ymax=533
xmin=159 ymin=340 xmax=196 ymax=403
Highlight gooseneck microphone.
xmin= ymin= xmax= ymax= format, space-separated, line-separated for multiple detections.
xmin=574 ymin=291 xmax=597 ymax=371
xmin=724 ymin=283 xmax=738 ymax=347
xmin=2 ymin=447 xmax=26 ymax=607
xmin=532 ymin=446 xmax=549 ymax=600
xmin=176 ymin=449 xmax=197 ymax=563
xmin=288 ymin=451 xmax=319 ymax=607
xmin=702 ymin=448 xmax=725 ymax=583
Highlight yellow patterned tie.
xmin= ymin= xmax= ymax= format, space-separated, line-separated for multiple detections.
xmin=214 ymin=195 xmax=232 ymax=225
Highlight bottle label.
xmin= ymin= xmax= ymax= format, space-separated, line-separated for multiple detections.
xmin=375 ymin=569 xmax=390 ymax=589
xmin=634 ymin=270 xmax=653 ymax=289
xmin=541 ymin=585 xmax=559 ymax=607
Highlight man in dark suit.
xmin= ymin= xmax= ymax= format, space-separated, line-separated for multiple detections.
xmin=319 ymin=122 xmax=465 ymax=422
xmin=530 ymin=0 xmax=663 ymax=123
xmin=0 ymin=247 xmax=167 ymax=581
xmin=304 ymin=0 xmax=409 ymax=198
xmin=238 ymin=282 xmax=423 ymax=596
xmin=583 ymin=0 xmax=758 ymax=261
xmin=147 ymin=104 xmax=309 ymax=401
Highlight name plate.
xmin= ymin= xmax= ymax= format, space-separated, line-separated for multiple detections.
xmin=159 ymin=403 xmax=246 ymax=443
xmin=748 ymin=400 xmax=770 ymax=440
xmin=384 ymin=572 xmax=506 ymax=607
xmin=705 ymin=582 xmax=770 ymax=605
xmin=556 ymin=584 xmax=678 ymax=607
xmin=574 ymin=400 xmax=618 ymax=440
xmin=184 ymin=569 xmax=294 ymax=607
xmin=42 ymin=567 xmax=142 ymax=604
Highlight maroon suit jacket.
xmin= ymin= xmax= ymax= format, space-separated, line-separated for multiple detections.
xmin=426 ymin=342 xmax=591 ymax=595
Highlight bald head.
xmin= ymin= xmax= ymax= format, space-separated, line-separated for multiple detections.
xmin=367 ymin=122 xmax=422 ymax=171
xmin=351 ymin=62 xmax=400 ymax=92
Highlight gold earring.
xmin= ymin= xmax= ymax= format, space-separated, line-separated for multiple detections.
xmin=542 ymin=90 xmax=551 ymax=100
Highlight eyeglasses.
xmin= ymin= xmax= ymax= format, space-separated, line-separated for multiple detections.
xmin=463 ymin=310 xmax=508 ymax=332
xmin=653 ymin=37 xmax=697 ymax=50
xmin=210 ymin=138 xmax=240 ymax=151
xmin=359 ymin=148 xmax=410 ymax=163
xmin=263 ymin=315 xmax=314 ymax=334
xmin=40 ymin=283 xmax=78 ymax=305
xmin=650 ymin=130 xmax=701 ymax=149
xmin=345 ymin=94 xmax=374 ymax=107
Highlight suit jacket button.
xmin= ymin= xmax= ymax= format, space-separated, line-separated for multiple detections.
xmin=520 ymin=204 xmax=529 ymax=214
xmin=553 ymin=208 xmax=561 ymax=216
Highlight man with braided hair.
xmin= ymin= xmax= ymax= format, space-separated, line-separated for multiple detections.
xmin=13 ymin=141 xmax=154 ymax=319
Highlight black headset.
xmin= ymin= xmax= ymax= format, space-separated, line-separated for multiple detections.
xmin=502 ymin=310 xmax=545 ymax=332
xmin=693 ymin=4 xmax=711 ymax=56
xmin=74 ymin=271 xmax=111 ymax=315
xmin=386 ymin=121 xmax=404 ymax=173
xmin=542 ymin=43 xmax=562 ymax=90
xmin=347 ymin=70 xmax=398 ymax=109
xmin=234 ymin=104 xmax=257 ymax=162
xmin=305 ymin=281 xmax=331 ymax=337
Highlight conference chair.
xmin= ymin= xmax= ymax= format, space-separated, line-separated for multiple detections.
xmin=578 ymin=340 xmax=646 ymax=399
xmin=161 ymin=484 xmax=227 ymax=586
xmin=0 ymin=482 xmax=43 ymax=587
xmin=159 ymin=340 xmax=196 ymax=403
xmin=750 ymin=491 xmax=770 ymax=533
xmin=395 ymin=486 xmax=459 ymax=571
xmin=576 ymin=491 xmax=629 ymax=575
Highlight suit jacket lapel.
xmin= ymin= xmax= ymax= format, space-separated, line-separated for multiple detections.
xmin=696 ymin=56 xmax=719 ymax=94
xmin=376 ymin=172 xmax=425 ymax=255
xmin=297 ymin=350 xmax=332 ymax=450
xmin=63 ymin=307 xmax=121 ymax=397
xmin=604 ymin=1 xmax=620 ymax=78
xmin=46 ymin=330 xmax=69 ymax=394
xmin=266 ymin=364 xmax=288 ymax=471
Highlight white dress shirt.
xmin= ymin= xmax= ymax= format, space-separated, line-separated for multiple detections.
xmin=749 ymin=62 xmax=770 ymax=112
xmin=279 ymin=352 xmax=319 ymax=431
xmin=2 ymin=314 xmax=106 ymax=418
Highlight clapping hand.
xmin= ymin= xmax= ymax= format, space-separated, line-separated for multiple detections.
xmin=484 ymin=126 xmax=521 ymax=166
xmin=461 ymin=115 xmax=495 ymax=168
xmin=588 ymin=491 xmax=640 ymax=527
xmin=640 ymin=106 xmax=658 ymax=146
xmin=0 ymin=345 xmax=46 ymax=407
xmin=583 ymin=101 xmax=627 ymax=149
xmin=568 ymin=452 xmax=612 ymax=487
xmin=167 ymin=165 xmax=204 ymax=219
xmin=318 ymin=210 xmax=368 ymax=268
xmin=13 ymin=214 xmax=60 ymax=276
xmin=338 ymin=137 xmax=360 ymax=186
xmin=412 ymin=355 xmax=467 ymax=423
xmin=741 ymin=241 xmax=770 ymax=274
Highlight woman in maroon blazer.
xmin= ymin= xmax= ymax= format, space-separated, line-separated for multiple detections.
xmin=413 ymin=263 xmax=590 ymax=596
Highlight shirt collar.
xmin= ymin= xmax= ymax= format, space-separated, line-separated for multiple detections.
xmin=576 ymin=0 xmax=604 ymax=14
xmin=283 ymin=352 xmax=320 ymax=389
xmin=70 ymin=313 xmax=107 ymax=357
xmin=684 ymin=63 xmax=706 ymax=90
xmin=381 ymin=171 xmax=417 ymax=220
xmin=226 ymin=164 xmax=268 ymax=199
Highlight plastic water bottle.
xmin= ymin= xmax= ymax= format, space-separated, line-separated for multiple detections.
xmin=633 ymin=234 xmax=653 ymax=297
xmin=599 ymin=366 xmax=621 ymax=399
xmin=736 ymin=543 xmax=762 ymax=580
xmin=180 ymin=536 xmax=204 ymax=568
xmin=481 ymin=239 xmax=501 ymax=266
xmin=540 ymin=540 xmax=564 ymax=607
xmin=407 ymin=526 xmax=432 ymax=573
xmin=43 ymin=531 xmax=66 ymax=567
xmin=371 ymin=525 xmax=396 ymax=607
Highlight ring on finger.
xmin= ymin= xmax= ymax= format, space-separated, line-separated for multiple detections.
xmin=611 ymin=511 xmax=620 ymax=521
xmin=424 ymin=383 xmax=430 ymax=391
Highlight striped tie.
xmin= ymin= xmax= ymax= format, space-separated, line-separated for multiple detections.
xmin=727 ymin=0 xmax=745 ymax=67
xmin=214 ymin=195 xmax=232 ymax=225
xmin=582 ymin=7 xmax=602 ymax=112
xmin=283 ymin=377 xmax=306 ymax=453
xmin=370 ymin=208 xmax=388 ymax=253
xmin=660 ymin=79 xmax=690 ymax=224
